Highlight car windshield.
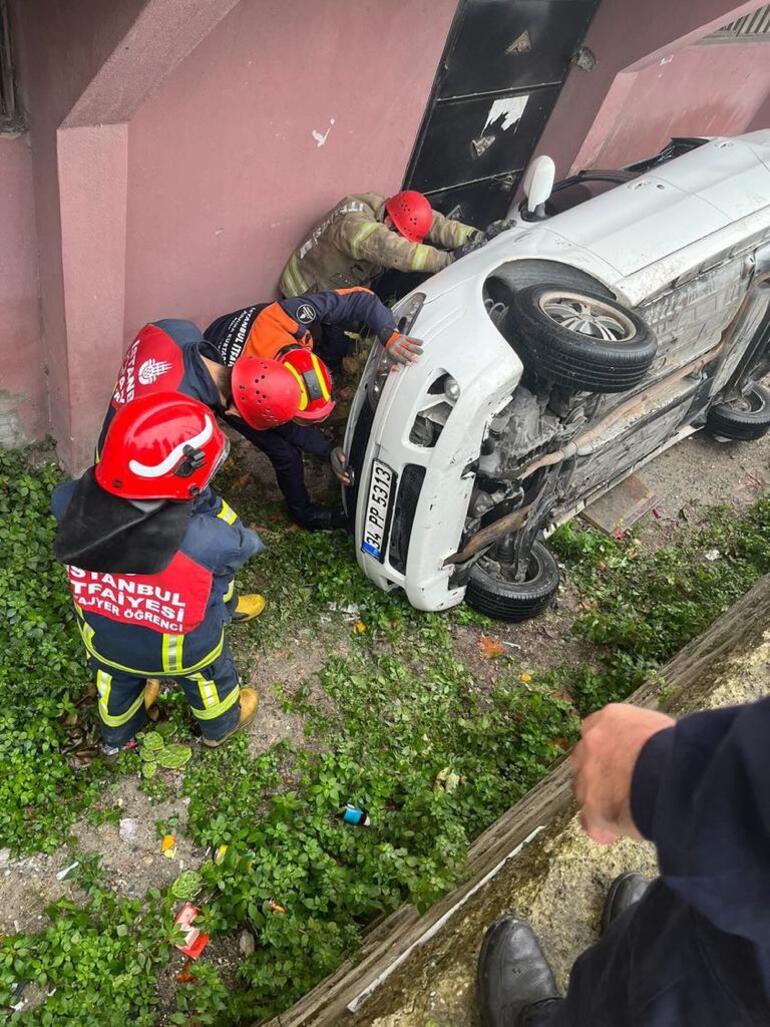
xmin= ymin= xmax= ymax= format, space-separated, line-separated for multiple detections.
xmin=545 ymin=175 xmax=631 ymax=216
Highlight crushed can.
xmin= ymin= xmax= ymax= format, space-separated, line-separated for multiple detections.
xmin=174 ymin=903 xmax=210 ymax=959
xmin=340 ymin=803 xmax=370 ymax=827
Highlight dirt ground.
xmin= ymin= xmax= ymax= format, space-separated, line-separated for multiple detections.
xmin=634 ymin=430 xmax=769 ymax=539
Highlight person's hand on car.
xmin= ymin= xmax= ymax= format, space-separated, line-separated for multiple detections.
xmin=485 ymin=218 xmax=516 ymax=240
xmin=571 ymin=703 xmax=675 ymax=845
xmin=453 ymin=236 xmax=486 ymax=260
xmin=385 ymin=333 xmax=424 ymax=366
xmin=330 ymin=447 xmax=352 ymax=485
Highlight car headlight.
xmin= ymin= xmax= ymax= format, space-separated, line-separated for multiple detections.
xmin=392 ymin=292 xmax=426 ymax=334
xmin=364 ymin=292 xmax=427 ymax=413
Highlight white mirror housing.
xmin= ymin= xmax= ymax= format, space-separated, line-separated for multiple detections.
xmin=522 ymin=155 xmax=556 ymax=213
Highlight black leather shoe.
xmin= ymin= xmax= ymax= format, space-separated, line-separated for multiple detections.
xmin=291 ymin=504 xmax=348 ymax=531
xmin=601 ymin=872 xmax=651 ymax=934
xmin=477 ymin=916 xmax=561 ymax=1027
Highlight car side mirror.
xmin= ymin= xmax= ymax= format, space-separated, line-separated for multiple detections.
xmin=521 ymin=155 xmax=556 ymax=217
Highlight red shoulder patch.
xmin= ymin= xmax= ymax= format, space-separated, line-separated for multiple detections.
xmin=111 ymin=324 xmax=185 ymax=409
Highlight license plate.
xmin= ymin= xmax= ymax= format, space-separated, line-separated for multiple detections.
xmin=361 ymin=460 xmax=395 ymax=562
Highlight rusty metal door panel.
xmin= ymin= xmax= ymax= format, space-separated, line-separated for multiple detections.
xmin=417 ymin=176 xmax=520 ymax=227
xmin=438 ymin=0 xmax=597 ymax=97
xmin=406 ymin=0 xmax=599 ymax=226
xmin=410 ymin=86 xmax=560 ymax=193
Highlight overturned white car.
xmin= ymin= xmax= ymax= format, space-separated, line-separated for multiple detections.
xmin=342 ymin=131 xmax=770 ymax=620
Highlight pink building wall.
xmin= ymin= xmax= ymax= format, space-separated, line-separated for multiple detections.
xmin=9 ymin=0 xmax=150 ymax=462
xmin=123 ymin=0 xmax=458 ymax=336
xmin=3 ymin=0 xmax=770 ymax=466
xmin=535 ymin=0 xmax=770 ymax=176
xmin=0 ymin=134 xmax=45 ymax=445
xmin=585 ymin=41 xmax=770 ymax=169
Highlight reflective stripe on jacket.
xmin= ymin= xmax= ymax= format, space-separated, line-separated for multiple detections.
xmin=279 ymin=192 xmax=479 ymax=296
xmin=52 ymin=481 xmax=263 ymax=676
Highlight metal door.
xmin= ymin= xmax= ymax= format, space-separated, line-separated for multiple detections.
xmin=405 ymin=0 xmax=599 ymax=227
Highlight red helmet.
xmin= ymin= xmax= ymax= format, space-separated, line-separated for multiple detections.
xmin=95 ymin=392 xmax=228 ymax=501
xmin=385 ymin=190 xmax=432 ymax=243
xmin=279 ymin=348 xmax=335 ymax=423
xmin=231 ymin=356 xmax=304 ymax=430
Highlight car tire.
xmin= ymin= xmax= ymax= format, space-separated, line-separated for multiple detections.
xmin=512 ymin=285 xmax=657 ymax=393
xmin=487 ymin=259 xmax=614 ymax=302
xmin=706 ymin=382 xmax=770 ymax=441
xmin=465 ymin=540 xmax=559 ymax=622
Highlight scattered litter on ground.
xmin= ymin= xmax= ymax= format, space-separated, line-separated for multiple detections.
xmin=267 ymin=899 xmax=286 ymax=914
xmin=161 ymin=834 xmax=177 ymax=859
xmin=174 ymin=903 xmax=209 ymax=959
xmin=176 ymin=961 xmax=196 ymax=984
xmin=340 ymin=804 xmax=370 ymax=827
xmin=704 ymin=548 xmax=721 ymax=562
xmin=209 ymin=844 xmax=228 ymax=865
xmin=328 ymin=601 xmax=361 ymax=621
xmin=478 ymin=636 xmax=505 ymax=658
xmin=55 ymin=861 xmax=79 ymax=881
xmin=239 ymin=929 xmax=256 ymax=957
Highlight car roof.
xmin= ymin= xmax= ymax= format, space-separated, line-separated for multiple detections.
xmin=536 ymin=131 xmax=770 ymax=280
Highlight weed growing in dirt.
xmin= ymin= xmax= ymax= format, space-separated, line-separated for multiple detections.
xmin=1 ymin=448 xmax=767 ymax=1025
xmin=0 ymin=449 xmax=111 ymax=854
xmin=550 ymin=499 xmax=770 ymax=713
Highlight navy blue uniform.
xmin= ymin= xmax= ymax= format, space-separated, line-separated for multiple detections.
xmin=205 ymin=289 xmax=397 ymax=524
xmin=203 ymin=288 xmax=398 ymax=367
xmin=52 ymin=480 xmax=263 ymax=745
xmin=535 ymin=700 xmax=770 ymax=1026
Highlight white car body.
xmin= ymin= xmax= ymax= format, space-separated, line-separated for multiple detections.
xmin=343 ymin=131 xmax=770 ymax=612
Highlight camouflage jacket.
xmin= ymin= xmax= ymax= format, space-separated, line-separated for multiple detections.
xmin=280 ymin=192 xmax=480 ymax=297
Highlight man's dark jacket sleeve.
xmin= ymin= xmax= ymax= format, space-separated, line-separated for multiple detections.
xmin=631 ymin=697 xmax=770 ymax=947
xmin=280 ymin=290 xmax=397 ymax=345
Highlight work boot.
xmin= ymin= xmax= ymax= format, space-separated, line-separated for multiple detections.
xmin=231 ymin=594 xmax=266 ymax=623
xmin=201 ymin=688 xmax=259 ymax=749
xmin=601 ymin=872 xmax=651 ymax=934
xmin=144 ymin=679 xmax=161 ymax=709
xmin=477 ymin=916 xmax=562 ymax=1027
xmin=292 ymin=503 xmax=348 ymax=531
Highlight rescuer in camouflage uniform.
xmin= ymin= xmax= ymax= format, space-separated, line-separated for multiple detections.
xmin=279 ymin=190 xmax=482 ymax=297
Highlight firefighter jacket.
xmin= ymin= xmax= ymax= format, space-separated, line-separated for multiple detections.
xmin=98 ymin=319 xmax=223 ymax=457
xmin=52 ymin=480 xmax=263 ymax=677
xmin=279 ymin=192 xmax=481 ymax=296
xmin=204 ymin=288 xmax=399 ymax=367
xmin=98 ymin=319 xmax=231 ymax=517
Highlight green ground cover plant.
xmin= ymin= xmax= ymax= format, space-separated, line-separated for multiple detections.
xmin=0 ymin=446 xmax=767 ymax=1024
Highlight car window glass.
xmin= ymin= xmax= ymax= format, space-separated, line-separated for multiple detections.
xmin=545 ymin=177 xmax=624 ymax=216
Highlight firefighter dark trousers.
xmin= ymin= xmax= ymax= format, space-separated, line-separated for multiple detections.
xmin=89 ymin=644 xmax=242 ymax=747
xmin=225 ymin=416 xmax=333 ymax=525
xmin=524 ymin=881 xmax=769 ymax=1027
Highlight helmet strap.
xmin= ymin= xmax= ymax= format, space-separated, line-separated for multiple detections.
xmin=174 ymin=444 xmax=207 ymax=479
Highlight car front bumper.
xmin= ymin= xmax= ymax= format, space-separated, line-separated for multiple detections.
xmin=343 ymin=285 xmax=523 ymax=612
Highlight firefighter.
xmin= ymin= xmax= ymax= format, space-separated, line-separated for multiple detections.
xmin=279 ymin=190 xmax=483 ymax=299
xmin=53 ymin=392 xmax=264 ymax=753
xmin=203 ymin=286 xmax=422 ymax=525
